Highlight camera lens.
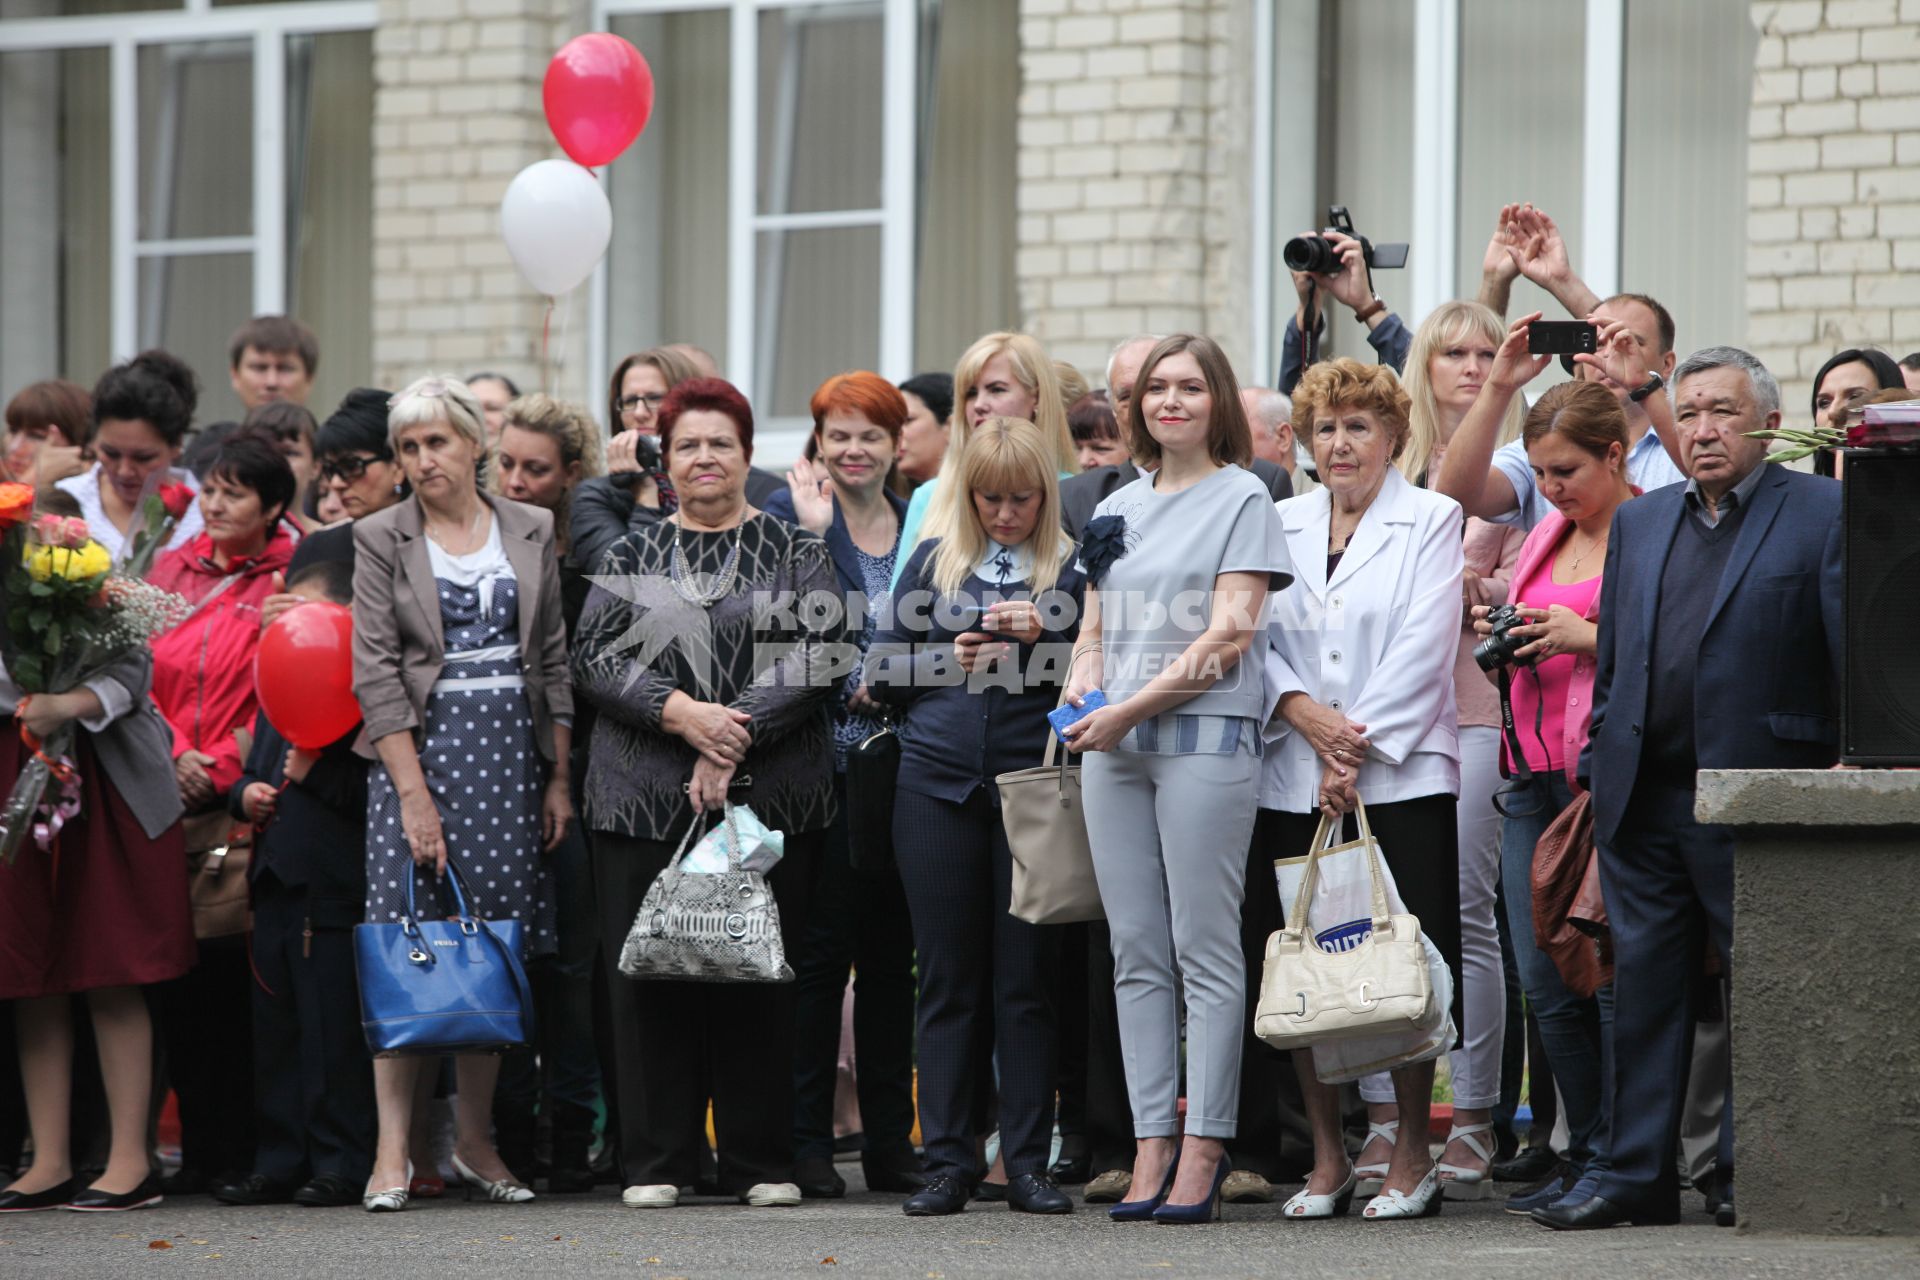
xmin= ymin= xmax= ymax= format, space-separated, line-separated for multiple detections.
xmin=1283 ymin=234 xmax=1339 ymax=275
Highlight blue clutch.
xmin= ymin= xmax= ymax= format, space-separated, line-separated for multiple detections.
xmin=353 ymin=858 xmax=533 ymax=1056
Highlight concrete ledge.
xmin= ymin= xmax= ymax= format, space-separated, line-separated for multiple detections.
xmin=1704 ymin=767 xmax=1920 ymax=1236
xmin=1697 ymin=767 xmax=1920 ymax=828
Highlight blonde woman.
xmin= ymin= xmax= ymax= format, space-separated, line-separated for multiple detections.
xmin=889 ymin=332 xmax=1077 ymax=587
xmin=1346 ymin=301 xmax=1526 ymax=1202
xmin=866 ymin=418 xmax=1085 ymax=1218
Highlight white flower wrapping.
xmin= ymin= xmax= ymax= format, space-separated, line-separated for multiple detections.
xmin=680 ymin=805 xmax=785 ymax=875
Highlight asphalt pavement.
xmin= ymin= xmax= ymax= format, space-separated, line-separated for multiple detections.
xmin=4 ymin=1169 xmax=1915 ymax=1279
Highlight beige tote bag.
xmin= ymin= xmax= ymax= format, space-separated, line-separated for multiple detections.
xmin=996 ymin=730 xmax=1103 ymax=924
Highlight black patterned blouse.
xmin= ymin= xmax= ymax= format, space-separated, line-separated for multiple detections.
xmin=571 ymin=514 xmax=848 ymax=843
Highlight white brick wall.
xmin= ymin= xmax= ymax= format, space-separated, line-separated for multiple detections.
xmin=371 ymin=0 xmax=592 ymax=404
xmin=1748 ymin=0 xmax=1920 ymax=409
xmin=1015 ymin=0 xmax=1252 ymax=383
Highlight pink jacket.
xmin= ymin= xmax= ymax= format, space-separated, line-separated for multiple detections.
xmin=1500 ymin=509 xmax=1607 ymax=774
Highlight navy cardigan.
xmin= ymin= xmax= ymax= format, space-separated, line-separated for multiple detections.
xmin=866 ymin=537 xmax=1084 ymax=803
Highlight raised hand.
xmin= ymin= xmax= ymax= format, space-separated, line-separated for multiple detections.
xmin=1507 ymin=204 xmax=1574 ymax=288
xmin=1483 ymin=203 xmax=1525 ymax=284
xmin=783 ymin=455 xmax=834 ymax=534
xmin=1490 ymin=312 xmax=1553 ymax=393
xmin=1572 ymin=317 xmax=1651 ymax=395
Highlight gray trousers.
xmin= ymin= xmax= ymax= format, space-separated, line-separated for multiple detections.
xmin=1082 ymin=747 xmax=1260 ymax=1140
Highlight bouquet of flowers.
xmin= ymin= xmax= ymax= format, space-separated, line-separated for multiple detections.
xmin=0 ymin=482 xmax=193 ymax=863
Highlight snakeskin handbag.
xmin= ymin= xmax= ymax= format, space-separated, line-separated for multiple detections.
xmin=619 ymin=805 xmax=793 ymax=984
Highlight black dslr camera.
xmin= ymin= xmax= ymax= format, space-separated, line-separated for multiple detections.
xmin=1474 ymin=604 xmax=1536 ymax=673
xmin=1283 ymin=205 xmax=1410 ymax=276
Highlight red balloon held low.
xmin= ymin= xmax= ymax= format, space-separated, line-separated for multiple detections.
xmin=255 ymin=601 xmax=362 ymax=751
xmin=543 ymin=33 xmax=655 ymax=168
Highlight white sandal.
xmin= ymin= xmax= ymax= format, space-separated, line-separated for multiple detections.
xmin=1436 ymin=1122 xmax=1496 ymax=1201
xmin=1280 ymin=1164 xmax=1356 ymax=1220
xmin=1355 ymin=1120 xmax=1398 ymax=1197
xmin=1363 ymin=1167 xmax=1442 ymax=1220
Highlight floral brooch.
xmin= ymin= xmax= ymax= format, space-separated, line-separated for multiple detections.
xmin=1079 ymin=514 xmax=1133 ymax=588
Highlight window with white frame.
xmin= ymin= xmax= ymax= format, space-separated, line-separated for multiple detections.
xmin=596 ymin=0 xmax=919 ymax=461
xmin=1255 ymin=0 xmax=1750 ymax=386
xmin=0 ymin=0 xmax=374 ymax=422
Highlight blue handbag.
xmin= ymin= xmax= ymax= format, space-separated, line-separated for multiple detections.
xmin=353 ymin=858 xmax=534 ymax=1056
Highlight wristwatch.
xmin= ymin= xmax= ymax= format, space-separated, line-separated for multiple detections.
xmin=1353 ymin=296 xmax=1387 ymax=325
xmin=1628 ymin=371 xmax=1665 ymax=402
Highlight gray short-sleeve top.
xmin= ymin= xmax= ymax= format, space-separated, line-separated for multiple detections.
xmin=1084 ymin=464 xmax=1293 ymax=721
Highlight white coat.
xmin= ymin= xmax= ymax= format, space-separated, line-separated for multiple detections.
xmin=1259 ymin=467 xmax=1465 ymax=813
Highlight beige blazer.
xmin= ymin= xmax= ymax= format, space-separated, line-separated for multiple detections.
xmin=350 ymin=493 xmax=573 ymax=762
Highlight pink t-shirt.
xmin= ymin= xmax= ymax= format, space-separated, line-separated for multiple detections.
xmin=1506 ymin=565 xmax=1602 ymax=772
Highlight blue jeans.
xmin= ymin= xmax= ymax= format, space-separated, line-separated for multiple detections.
xmin=1499 ymin=770 xmax=1614 ymax=1176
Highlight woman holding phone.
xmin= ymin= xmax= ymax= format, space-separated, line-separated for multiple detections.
xmin=866 ymin=418 xmax=1084 ymax=1218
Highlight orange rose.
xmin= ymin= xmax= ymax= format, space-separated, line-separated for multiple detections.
xmin=0 ymin=482 xmax=32 ymax=530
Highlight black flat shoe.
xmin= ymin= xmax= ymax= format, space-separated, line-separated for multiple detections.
xmin=793 ymin=1156 xmax=846 ymax=1200
xmin=1049 ymin=1153 xmax=1092 ymax=1185
xmin=66 ymin=1174 xmax=163 ymax=1213
xmin=862 ymin=1156 xmax=926 ymax=1194
xmin=972 ymin=1179 xmax=1006 ymax=1202
xmin=294 ymin=1173 xmax=362 ymax=1208
xmin=1531 ymin=1193 xmax=1633 ymax=1231
xmin=0 ymin=1180 xmax=76 ymax=1213
xmin=1492 ymin=1145 xmax=1559 ymax=1184
xmin=1006 ymin=1173 xmax=1073 ymax=1215
xmin=213 ymin=1172 xmax=300 ymax=1206
xmin=902 ymin=1174 xmax=970 ymax=1217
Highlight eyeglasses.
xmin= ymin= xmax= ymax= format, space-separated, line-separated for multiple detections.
xmin=618 ymin=393 xmax=668 ymax=414
xmin=319 ymin=453 xmax=383 ymax=483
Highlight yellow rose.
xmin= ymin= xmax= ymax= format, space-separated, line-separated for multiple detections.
xmin=23 ymin=541 xmax=111 ymax=584
xmin=69 ymin=541 xmax=112 ymax=581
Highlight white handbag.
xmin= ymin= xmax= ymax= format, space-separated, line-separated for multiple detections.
xmin=1253 ymin=798 xmax=1436 ymax=1050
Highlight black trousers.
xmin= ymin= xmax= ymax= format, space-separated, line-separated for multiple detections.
xmin=1233 ymin=828 xmax=1317 ymax=1180
xmin=496 ymin=820 xmax=602 ymax=1167
xmin=790 ymin=776 xmax=918 ymax=1164
xmin=592 ymin=827 xmax=816 ymax=1193
xmin=893 ymin=787 xmax=1058 ymax=1182
xmin=1594 ymin=781 xmax=1735 ymax=1218
xmin=158 ymin=937 xmax=255 ymax=1177
xmin=1078 ymin=921 xmax=1136 ymax=1173
xmin=248 ymin=873 xmax=374 ymax=1184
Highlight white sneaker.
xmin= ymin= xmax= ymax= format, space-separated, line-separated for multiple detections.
xmin=743 ymin=1182 xmax=802 ymax=1207
xmin=622 ymin=1184 xmax=679 ymax=1208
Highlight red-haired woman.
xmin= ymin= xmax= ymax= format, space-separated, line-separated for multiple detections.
xmin=763 ymin=374 xmax=921 ymax=1198
xmin=571 ymin=378 xmax=847 ymax=1210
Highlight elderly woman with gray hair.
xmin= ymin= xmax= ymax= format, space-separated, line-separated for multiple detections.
xmin=350 ymin=375 xmax=574 ymax=1212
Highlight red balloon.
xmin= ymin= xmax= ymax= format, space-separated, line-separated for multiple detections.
xmin=255 ymin=602 xmax=362 ymax=751
xmin=543 ymin=34 xmax=655 ymax=168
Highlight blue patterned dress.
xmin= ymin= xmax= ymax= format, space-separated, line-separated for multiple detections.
xmin=365 ymin=525 xmax=554 ymax=954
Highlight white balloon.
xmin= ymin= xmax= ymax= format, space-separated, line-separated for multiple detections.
xmin=499 ymin=159 xmax=612 ymax=297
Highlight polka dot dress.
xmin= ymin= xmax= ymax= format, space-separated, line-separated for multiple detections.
xmin=365 ymin=529 xmax=554 ymax=954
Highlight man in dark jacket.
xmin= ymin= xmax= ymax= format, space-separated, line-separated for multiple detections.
xmin=212 ymin=560 xmax=374 ymax=1208
xmin=1545 ymin=348 xmax=1843 ymax=1232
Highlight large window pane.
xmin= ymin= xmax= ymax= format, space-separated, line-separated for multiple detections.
xmin=756 ymin=4 xmax=884 ymax=217
xmin=1322 ymin=0 xmax=1413 ymax=363
xmin=0 ymin=45 xmax=110 ymax=397
xmin=287 ymin=28 xmax=374 ymax=416
xmin=1623 ymin=0 xmax=1752 ymax=358
xmin=139 ymin=252 xmax=251 ymax=423
xmin=915 ymin=0 xmax=1017 ymax=373
xmin=138 ymin=39 xmax=253 ymax=242
xmin=0 ymin=1 xmax=166 ymax=15
xmin=755 ymin=225 xmax=880 ymax=422
xmin=1455 ymin=0 xmax=1584 ymax=338
xmin=607 ymin=9 xmax=731 ymax=413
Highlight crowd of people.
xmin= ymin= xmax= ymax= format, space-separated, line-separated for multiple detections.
xmin=0 ymin=200 xmax=1878 ymax=1230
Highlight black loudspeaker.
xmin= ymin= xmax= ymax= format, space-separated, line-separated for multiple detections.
xmin=1842 ymin=451 xmax=1920 ymax=765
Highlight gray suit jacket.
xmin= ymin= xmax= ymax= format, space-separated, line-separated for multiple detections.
xmin=87 ymin=649 xmax=186 ymax=839
xmin=351 ymin=493 xmax=573 ymax=762
xmin=1060 ymin=458 xmax=1292 ymax=539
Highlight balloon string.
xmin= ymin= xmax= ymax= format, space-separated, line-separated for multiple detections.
xmin=541 ymin=299 xmax=555 ymax=394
